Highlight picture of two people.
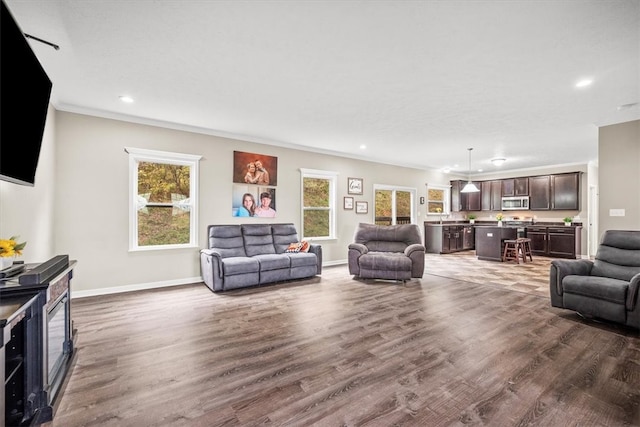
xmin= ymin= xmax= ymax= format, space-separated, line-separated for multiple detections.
xmin=233 ymin=187 xmax=276 ymax=217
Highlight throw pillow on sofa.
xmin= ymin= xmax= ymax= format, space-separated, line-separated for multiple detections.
xmin=285 ymin=241 xmax=310 ymax=253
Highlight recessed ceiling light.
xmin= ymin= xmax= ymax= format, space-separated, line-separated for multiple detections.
xmin=359 ymin=144 xmax=366 ymax=149
xmin=491 ymin=158 xmax=506 ymax=166
xmin=119 ymin=95 xmax=134 ymax=103
xmin=617 ymin=102 xmax=638 ymax=111
xmin=443 ymin=168 xmax=451 ymax=173
xmin=575 ymin=79 xmax=593 ymax=88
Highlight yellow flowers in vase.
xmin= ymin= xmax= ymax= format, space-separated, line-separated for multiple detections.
xmin=0 ymin=235 xmax=26 ymax=258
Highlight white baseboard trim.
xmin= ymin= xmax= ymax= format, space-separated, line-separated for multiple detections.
xmin=72 ymin=276 xmax=203 ymax=299
xmin=324 ymin=259 xmax=347 ymax=267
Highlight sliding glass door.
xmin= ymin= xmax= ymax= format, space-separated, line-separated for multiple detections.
xmin=374 ymin=185 xmax=416 ymax=225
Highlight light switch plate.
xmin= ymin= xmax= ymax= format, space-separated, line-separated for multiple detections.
xmin=609 ymin=209 xmax=625 ymax=216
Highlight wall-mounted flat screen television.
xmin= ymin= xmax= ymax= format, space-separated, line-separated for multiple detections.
xmin=1 ymin=0 xmax=53 ymax=186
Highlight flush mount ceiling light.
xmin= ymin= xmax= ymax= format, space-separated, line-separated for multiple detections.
xmin=491 ymin=158 xmax=506 ymax=166
xmin=460 ymin=148 xmax=480 ymax=193
xmin=575 ymin=79 xmax=593 ymax=88
xmin=119 ymin=95 xmax=134 ymax=103
xmin=359 ymin=144 xmax=366 ymax=149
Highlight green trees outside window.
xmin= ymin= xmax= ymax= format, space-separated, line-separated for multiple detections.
xmin=127 ymin=147 xmax=201 ymax=250
xmin=301 ymin=169 xmax=337 ymax=239
xmin=137 ymin=162 xmax=191 ymax=246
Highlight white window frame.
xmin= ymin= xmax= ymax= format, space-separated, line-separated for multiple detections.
xmin=373 ymin=184 xmax=418 ymax=224
xmin=126 ymin=147 xmax=202 ymax=251
xmin=426 ymin=183 xmax=451 ymax=216
xmin=300 ymin=168 xmax=337 ymax=240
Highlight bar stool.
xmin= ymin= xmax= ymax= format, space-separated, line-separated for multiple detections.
xmin=517 ymin=237 xmax=533 ymax=262
xmin=502 ymin=239 xmax=520 ymax=263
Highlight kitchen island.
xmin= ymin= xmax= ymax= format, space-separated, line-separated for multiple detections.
xmin=474 ymin=226 xmax=518 ymax=261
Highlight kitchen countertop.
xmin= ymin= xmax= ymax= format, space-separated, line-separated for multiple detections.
xmin=424 ymin=221 xmax=583 ymax=227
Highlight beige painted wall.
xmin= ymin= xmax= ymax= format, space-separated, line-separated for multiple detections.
xmin=598 ymin=119 xmax=640 ymax=237
xmin=1 ymin=109 xmax=611 ymax=295
xmin=45 ymin=111 xmax=455 ymax=294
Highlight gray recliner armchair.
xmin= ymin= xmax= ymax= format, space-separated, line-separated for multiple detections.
xmin=348 ymin=223 xmax=425 ymax=282
xmin=550 ymin=230 xmax=640 ymax=329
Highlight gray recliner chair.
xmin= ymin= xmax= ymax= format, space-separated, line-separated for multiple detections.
xmin=549 ymin=230 xmax=640 ymax=329
xmin=348 ymin=223 xmax=425 ymax=282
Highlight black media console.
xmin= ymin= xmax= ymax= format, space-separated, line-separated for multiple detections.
xmin=0 ymin=255 xmax=76 ymax=427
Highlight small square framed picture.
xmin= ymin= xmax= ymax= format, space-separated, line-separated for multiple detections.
xmin=355 ymin=201 xmax=368 ymax=214
xmin=344 ymin=196 xmax=354 ymax=210
xmin=348 ymin=177 xmax=363 ymax=195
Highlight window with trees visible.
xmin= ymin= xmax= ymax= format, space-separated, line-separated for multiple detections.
xmin=300 ymin=169 xmax=337 ymax=240
xmin=374 ymin=185 xmax=416 ymax=225
xmin=426 ymin=183 xmax=450 ymax=215
xmin=126 ymin=147 xmax=202 ymax=251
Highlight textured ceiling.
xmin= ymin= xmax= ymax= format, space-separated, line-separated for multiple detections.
xmin=5 ymin=0 xmax=640 ymax=174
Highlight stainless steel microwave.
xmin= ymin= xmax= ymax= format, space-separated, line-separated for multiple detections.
xmin=501 ymin=196 xmax=529 ymax=210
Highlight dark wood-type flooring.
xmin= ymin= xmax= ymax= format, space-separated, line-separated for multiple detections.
xmin=45 ymin=255 xmax=639 ymax=427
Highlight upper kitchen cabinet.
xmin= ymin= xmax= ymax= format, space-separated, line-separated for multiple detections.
xmin=502 ymin=177 xmax=529 ymax=196
xmin=529 ymin=175 xmax=550 ymax=210
xmin=454 ymin=172 xmax=580 ymax=212
xmin=551 ymin=172 xmax=580 ymax=210
xmin=481 ymin=180 xmax=502 ymax=211
xmin=451 ymin=180 xmax=481 ymax=211
xmin=529 ymin=172 xmax=581 ymax=211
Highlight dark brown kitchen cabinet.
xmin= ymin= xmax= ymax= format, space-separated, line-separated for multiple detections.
xmin=451 ymin=180 xmax=481 ymax=212
xmin=529 ymin=175 xmax=551 ymax=210
xmin=526 ymin=226 xmax=548 ymax=255
xmin=551 ymin=173 xmax=580 ymax=210
xmin=502 ymin=178 xmax=529 ymax=196
xmin=525 ymin=225 xmax=582 ymax=259
xmin=424 ymin=224 xmax=473 ymax=254
xmin=548 ymin=227 xmax=581 ymax=258
xmin=481 ymin=180 xmax=502 ymax=211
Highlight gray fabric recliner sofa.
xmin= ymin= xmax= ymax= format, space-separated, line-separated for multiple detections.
xmin=348 ymin=222 xmax=425 ymax=282
xmin=200 ymin=223 xmax=322 ymax=292
xmin=550 ymin=230 xmax=640 ymax=329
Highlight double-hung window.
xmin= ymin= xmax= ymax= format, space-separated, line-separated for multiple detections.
xmin=300 ymin=168 xmax=337 ymax=240
xmin=426 ymin=183 xmax=450 ymax=215
xmin=126 ymin=147 xmax=201 ymax=251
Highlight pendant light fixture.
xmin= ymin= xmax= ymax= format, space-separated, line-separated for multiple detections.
xmin=460 ymin=148 xmax=480 ymax=193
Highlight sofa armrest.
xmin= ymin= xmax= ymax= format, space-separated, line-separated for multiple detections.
xmin=348 ymin=243 xmax=368 ymax=254
xmin=404 ymin=243 xmax=425 ymax=257
xmin=348 ymin=243 xmax=368 ymax=275
xmin=405 ymin=243 xmax=426 ymax=278
xmin=627 ymin=273 xmax=640 ymax=311
xmin=549 ymin=259 xmax=593 ymax=306
xmin=308 ymin=244 xmax=323 ymax=274
xmin=200 ymin=248 xmax=224 ymax=291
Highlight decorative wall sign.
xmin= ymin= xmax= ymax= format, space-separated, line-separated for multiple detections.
xmin=233 ymin=151 xmax=278 ymax=186
xmin=355 ymin=201 xmax=368 ymax=214
xmin=344 ymin=196 xmax=354 ymax=210
xmin=348 ymin=177 xmax=363 ymax=195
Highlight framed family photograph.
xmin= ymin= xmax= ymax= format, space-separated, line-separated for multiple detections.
xmin=347 ymin=177 xmax=363 ymax=195
xmin=355 ymin=201 xmax=368 ymax=214
xmin=343 ymin=196 xmax=354 ymax=210
xmin=233 ymin=151 xmax=278 ymax=186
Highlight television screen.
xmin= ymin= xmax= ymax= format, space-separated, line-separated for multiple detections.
xmin=1 ymin=0 xmax=52 ymax=186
